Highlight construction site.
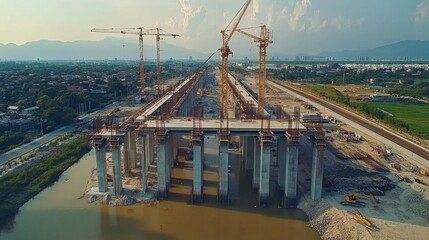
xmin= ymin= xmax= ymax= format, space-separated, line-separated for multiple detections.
xmin=85 ymin=1 xmax=429 ymax=239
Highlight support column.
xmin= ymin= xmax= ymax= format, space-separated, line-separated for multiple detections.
xmin=129 ymin=130 xmax=137 ymax=169
xmin=123 ymin=132 xmax=130 ymax=176
xmin=192 ymin=137 xmax=204 ymax=203
xmin=277 ymin=136 xmax=287 ymax=191
xmin=253 ymin=138 xmax=261 ymax=191
xmin=165 ymin=135 xmax=171 ymax=187
xmin=112 ymin=147 xmax=122 ymax=195
xmin=259 ymin=139 xmax=271 ymax=206
xmin=95 ymin=147 xmax=108 ymax=192
xmin=311 ymin=139 xmax=324 ymax=201
xmin=157 ymin=136 xmax=168 ymax=199
xmin=218 ymin=140 xmax=229 ymax=203
xmin=245 ymin=136 xmax=255 ymax=171
xmin=284 ymin=142 xmax=299 ymax=207
xmin=141 ymin=134 xmax=147 ymax=194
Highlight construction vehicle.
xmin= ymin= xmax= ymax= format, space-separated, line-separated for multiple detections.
xmin=340 ymin=193 xmax=380 ymax=206
xmin=420 ymin=169 xmax=428 ymax=176
xmin=347 ymin=210 xmax=376 ymax=231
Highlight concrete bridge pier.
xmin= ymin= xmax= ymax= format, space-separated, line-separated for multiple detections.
xmin=258 ymin=138 xmax=271 ymax=206
xmin=284 ymin=141 xmax=299 ymax=207
xmin=253 ymin=138 xmax=261 ymax=192
xmin=95 ymin=146 xmax=108 ymax=192
xmin=112 ymin=146 xmax=123 ymax=195
xmin=141 ymin=134 xmax=147 ymax=194
xmin=277 ymin=136 xmax=287 ymax=191
xmin=122 ymin=132 xmax=131 ymax=176
xmin=218 ymin=140 xmax=229 ymax=203
xmin=129 ymin=130 xmax=137 ymax=169
xmin=244 ymin=136 xmax=255 ymax=171
xmin=157 ymin=135 xmax=168 ymax=199
xmin=192 ymin=136 xmax=204 ymax=203
xmin=310 ymin=138 xmax=324 ymax=201
xmin=147 ymin=133 xmax=154 ymax=165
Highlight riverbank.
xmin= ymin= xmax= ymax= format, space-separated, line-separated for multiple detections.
xmin=0 ymin=135 xmax=91 ymax=227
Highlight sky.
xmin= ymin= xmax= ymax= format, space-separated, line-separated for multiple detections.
xmin=1 ymin=0 xmax=429 ymax=55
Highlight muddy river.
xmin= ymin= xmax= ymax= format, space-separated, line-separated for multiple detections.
xmin=0 ymin=138 xmax=319 ymax=240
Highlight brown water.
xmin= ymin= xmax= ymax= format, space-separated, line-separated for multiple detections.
xmin=0 ymin=138 xmax=320 ymax=240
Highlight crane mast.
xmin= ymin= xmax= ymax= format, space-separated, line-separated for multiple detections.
xmin=220 ymin=0 xmax=252 ymax=119
xmin=90 ymin=27 xmax=179 ymax=97
xmin=236 ymin=25 xmax=272 ymax=117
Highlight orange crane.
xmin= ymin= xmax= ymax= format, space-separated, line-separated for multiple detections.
xmin=235 ymin=25 xmax=272 ymax=117
xmin=90 ymin=28 xmax=179 ymax=96
xmin=219 ymin=0 xmax=252 ymax=119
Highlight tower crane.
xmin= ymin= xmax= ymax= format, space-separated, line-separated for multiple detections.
xmin=219 ymin=0 xmax=252 ymax=119
xmin=235 ymin=25 xmax=273 ymax=117
xmin=90 ymin=28 xmax=179 ymax=96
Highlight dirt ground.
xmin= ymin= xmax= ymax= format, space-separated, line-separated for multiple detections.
xmin=243 ymin=75 xmax=429 ymax=239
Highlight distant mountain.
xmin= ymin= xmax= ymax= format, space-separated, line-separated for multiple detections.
xmin=0 ymin=37 xmax=207 ymax=60
xmin=320 ymin=40 xmax=429 ymax=60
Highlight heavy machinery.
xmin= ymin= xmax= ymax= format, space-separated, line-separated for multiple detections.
xmin=420 ymin=169 xmax=428 ymax=176
xmin=340 ymin=193 xmax=380 ymax=206
xmin=219 ymin=0 xmax=252 ymax=119
xmin=90 ymin=27 xmax=179 ymax=96
xmin=235 ymin=25 xmax=273 ymax=118
xmin=347 ymin=210 xmax=376 ymax=230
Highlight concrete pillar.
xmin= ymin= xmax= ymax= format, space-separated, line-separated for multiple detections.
xmin=165 ymin=135 xmax=171 ymax=187
xmin=157 ymin=136 xmax=167 ymax=199
xmin=218 ymin=140 xmax=229 ymax=203
xmin=277 ymin=136 xmax=287 ymax=191
xmin=95 ymin=147 xmax=108 ymax=192
xmin=192 ymin=137 xmax=204 ymax=203
xmin=311 ymin=140 xmax=324 ymax=201
xmin=259 ymin=141 xmax=271 ymax=206
xmin=141 ymin=135 xmax=147 ymax=194
xmin=245 ymin=137 xmax=255 ymax=171
xmin=129 ymin=130 xmax=137 ymax=169
xmin=112 ymin=147 xmax=122 ymax=195
xmin=253 ymin=138 xmax=261 ymax=191
xmin=123 ymin=133 xmax=130 ymax=176
xmin=284 ymin=143 xmax=299 ymax=207
xmin=147 ymin=134 xmax=154 ymax=165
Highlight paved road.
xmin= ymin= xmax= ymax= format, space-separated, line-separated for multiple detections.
xmin=268 ymin=80 xmax=429 ymax=168
xmin=0 ymin=102 xmax=121 ymax=166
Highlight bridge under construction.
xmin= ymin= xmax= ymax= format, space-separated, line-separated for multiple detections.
xmin=91 ymin=66 xmax=326 ymax=207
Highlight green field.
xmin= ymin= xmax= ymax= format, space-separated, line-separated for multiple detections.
xmin=368 ymin=102 xmax=429 ymax=139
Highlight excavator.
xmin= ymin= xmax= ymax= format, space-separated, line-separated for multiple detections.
xmin=420 ymin=169 xmax=428 ymax=176
xmin=347 ymin=210 xmax=376 ymax=231
xmin=340 ymin=193 xmax=380 ymax=206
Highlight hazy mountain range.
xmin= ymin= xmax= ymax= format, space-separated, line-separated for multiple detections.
xmin=320 ymin=40 xmax=429 ymax=60
xmin=1 ymin=38 xmax=429 ymax=61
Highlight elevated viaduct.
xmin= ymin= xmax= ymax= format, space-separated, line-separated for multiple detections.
xmin=92 ymin=66 xmax=326 ymax=206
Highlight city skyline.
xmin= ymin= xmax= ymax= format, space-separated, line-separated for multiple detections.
xmin=1 ymin=0 xmax=429 ymax=55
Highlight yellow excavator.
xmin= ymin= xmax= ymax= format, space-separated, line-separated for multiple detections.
xmin=347 ymin=210 xmax=376 ymax=231
xmin=340 ymin=193 xmax=380 ymax=206
xmin=420 ymin=169 xmax=428 ymax=176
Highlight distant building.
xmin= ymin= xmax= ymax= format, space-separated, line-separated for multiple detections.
xmin=67 ymin=86 xmax=82 ymax=92
xmin=7 ymin=106 xmax=20 ymax=114
xmin=28 ymin=88 xmax=40 ymax=94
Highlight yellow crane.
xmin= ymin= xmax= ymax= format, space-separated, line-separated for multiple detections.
xmin=235 ymin=25 xmax=273 ymax=117
xmin=219 ymin=0 xmax=252 ymax=119
xmin=90 ymin=28 xmax=179 ymax=96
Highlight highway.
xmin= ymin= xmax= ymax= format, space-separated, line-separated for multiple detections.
xmin=0 ymin=102 xmax=121 ymax=166
xmin=268 ymin=80 xmax=429 ymax=168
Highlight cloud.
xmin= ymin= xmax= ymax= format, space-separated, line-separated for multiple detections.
xmin=267 ymin=5 xmax=273 ymax=28
xmin=330 ymin=16 xmax=364 ymax=30
xmin=288 ymin=0 xmax=311 ymax=31
xmin=415 ymin=1 xmax=429 ymax=22
xmin=178 ymin=0 xmax=206 ymax=31
xmin=250 ymin=0 xmax=260 ymax=24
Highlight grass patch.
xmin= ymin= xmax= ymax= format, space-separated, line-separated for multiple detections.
xmin=367 ymin=102 xmax=429 ymax=139
xmin=0 ymin=135 xmax=91 ymax=227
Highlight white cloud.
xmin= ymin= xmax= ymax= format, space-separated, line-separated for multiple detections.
xmin=288 ymin=0 xmax=311 ymax=31
xmin=250 ymin=0 xmax=260 ymax=25
xmin=415 ymin=1 xmax=429 ymax=22
xmin=330 ymin=16 xmax=364 ymax=30
xmin=267 ymin=5 xmax=273 ymax=28
xmin=178 ymin=0 xmax=206 ymax=31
